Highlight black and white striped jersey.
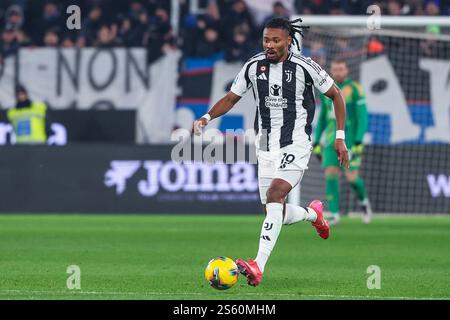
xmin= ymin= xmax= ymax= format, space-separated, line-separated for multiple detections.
xmin=230 ymin=51 xmax=334 ymax=151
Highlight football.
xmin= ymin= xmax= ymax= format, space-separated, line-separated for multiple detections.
xmin=204 ymin=256 xmax=239 ymax=290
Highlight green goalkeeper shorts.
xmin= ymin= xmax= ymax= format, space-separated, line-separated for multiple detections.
xmin=322 ymin=146 xmax=362 ymax=171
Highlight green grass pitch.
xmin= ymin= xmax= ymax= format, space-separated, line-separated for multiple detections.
xmin=0 ymin=214 xmax=449 ymax=300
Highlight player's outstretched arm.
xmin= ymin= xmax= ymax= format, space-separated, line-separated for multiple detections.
xmin=324 ymin=84 xmax=349 ymax=168
xmin=192 ymin=91 xmax=241 ymax=135
xmin=314 ymin=95 xmax=328 ymax=144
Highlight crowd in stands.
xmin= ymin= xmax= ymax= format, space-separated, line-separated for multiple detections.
xmin=0 ymin=0 xmax=175 ymax=63
xmin=0 ymin=0 xmax=449 ymax=64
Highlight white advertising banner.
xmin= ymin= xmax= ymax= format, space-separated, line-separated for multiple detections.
xmin=0 ymin=48 xmax=180 ymax=143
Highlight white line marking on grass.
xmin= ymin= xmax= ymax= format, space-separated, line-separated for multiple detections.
xmin=0 ymin=289 xmax=448 ymax=300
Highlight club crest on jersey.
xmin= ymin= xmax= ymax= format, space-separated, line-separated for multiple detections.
xmin=285 ymin=70 xmax=293 ymax=83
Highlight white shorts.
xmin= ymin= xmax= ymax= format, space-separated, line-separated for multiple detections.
xmin=257 ymin=143 xmax=312 ymax=204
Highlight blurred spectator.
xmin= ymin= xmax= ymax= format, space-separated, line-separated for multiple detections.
xmin=119 ymin=1 xmax=149 ymax=46
xmin=15 ymin=28 xmax=30 ymax=46
xmin=329 ymin=1 xmax=346 ymax=15
xmin=182 ymin=0 xmax=222 ymax=57
xmin=94 ymin=24 xmax=122 ymax=47
xmin=129 ymin=0 xmax=146 ymax=22
xmin=144 ymin=7 xmax=175 ymax=63
xmin=263 ymin=1 xmax=290 ymax=26
xmin=425 ymin=0 xmax=441 ymax=14
xmin=224 ymin=24 xmax=256 ymax=62
xmin=195 ymin=27 xmax=222 ymax=57
xmin=386 ymin=0 xmax=403 ymax=15
xmin=222 ymin=0 xmax=257 ymax=42
xmin=62 ymin=35 xmax=76 ymax=48
xmin=80 ymin=5 xmax=105 ymax=46
xmin=180 ymin=14 xmax=197 ymax=56
xmin=4 ymin=4 xmax=24 ymax=31
xmin=386 ymin=0 xmax=416 ymax=15
xmin=199 ymin=0 xmax=221 ymax=31
xmin=7 ymin=85 xmax=50 ymax=145
xmin=43 ymin=28 xmax=60 ymax=47
xmin=0 ymin=26 xmax=20 ymax=58
xmin=32 ymin=1 xmax=63 ymax=46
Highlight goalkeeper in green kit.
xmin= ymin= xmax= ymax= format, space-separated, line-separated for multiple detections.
xmin=313 ymin=59 xmax=372 ymax=225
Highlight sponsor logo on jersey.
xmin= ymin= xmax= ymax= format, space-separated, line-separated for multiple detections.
xmin=264 ymin=96 xmax=288 ymax=109
xmin=257 ymin=73 xmax=268 ymax=80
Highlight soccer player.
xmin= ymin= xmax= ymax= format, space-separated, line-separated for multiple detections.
xmin=193 ymin=18 xmax=349 ymax=287
xmin=313 ymin=59 xmax=372 ymax=225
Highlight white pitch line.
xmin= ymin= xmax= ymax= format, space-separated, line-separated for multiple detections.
xmin=0 ymin=289 xmax=448 ymax=300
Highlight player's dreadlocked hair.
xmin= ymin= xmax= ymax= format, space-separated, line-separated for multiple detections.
xmin=264 ymin=17 xmax=310 ymax=51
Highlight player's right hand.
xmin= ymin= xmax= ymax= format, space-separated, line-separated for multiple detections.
xmin=192 ymin=117 xmax=209 ymax=136
xmin=334 ymin=139 xmax=349 ymax=168
xmin=312 ymin=143 xmax=322 ymax=162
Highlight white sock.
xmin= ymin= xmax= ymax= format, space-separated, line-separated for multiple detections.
xmin=255 ymin=202 xmax=283 ymax=273
xmin=283 ymin=204 xmax=317 ymax=224
xmin=332 ymin=212 xmax=341 ymax=218
xmin=306 ymin=207 xmax=318 ymax=222
xmin=360 ymin=198 xmax=370 ymax=206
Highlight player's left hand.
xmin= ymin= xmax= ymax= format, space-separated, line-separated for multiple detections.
xmin=334 ymin=139 xmax=349 ymax=168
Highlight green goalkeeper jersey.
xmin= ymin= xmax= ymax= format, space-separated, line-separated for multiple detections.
xmin=315 ymin=79 xmax=368 ymax=148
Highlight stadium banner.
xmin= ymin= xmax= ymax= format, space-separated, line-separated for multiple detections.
xmin=0 ymin=49 xmax=180 ymax=143
xmin=0 ymin=144 xmax=261 ymax=214
xmin=0 ymin=110 xmax=135 ymax=144
xmin=0 ymin=144 xmax=449 ymax=214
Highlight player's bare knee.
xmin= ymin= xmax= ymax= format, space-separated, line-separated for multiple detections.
xmin=345 ymin=170 xmax=359 ymax=182
xmin=266 ymin=187 xmax=287 ymax=203
xmin=325 ymin=167 xmax=340 ymax=177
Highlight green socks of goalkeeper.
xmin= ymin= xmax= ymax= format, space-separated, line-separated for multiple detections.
xmin=326 ymin=175 xmax=367 ymax=218
xmin=326 ymin=175 xmax=340 ymax=216
xmin=350 ymin=177 xmax=367 ymax=202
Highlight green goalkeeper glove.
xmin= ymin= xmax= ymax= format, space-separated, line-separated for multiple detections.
xmin=351 ymin=143 xmax=364 ymax=156
xmin=312 ymin=143 xmax=322 ymax=162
